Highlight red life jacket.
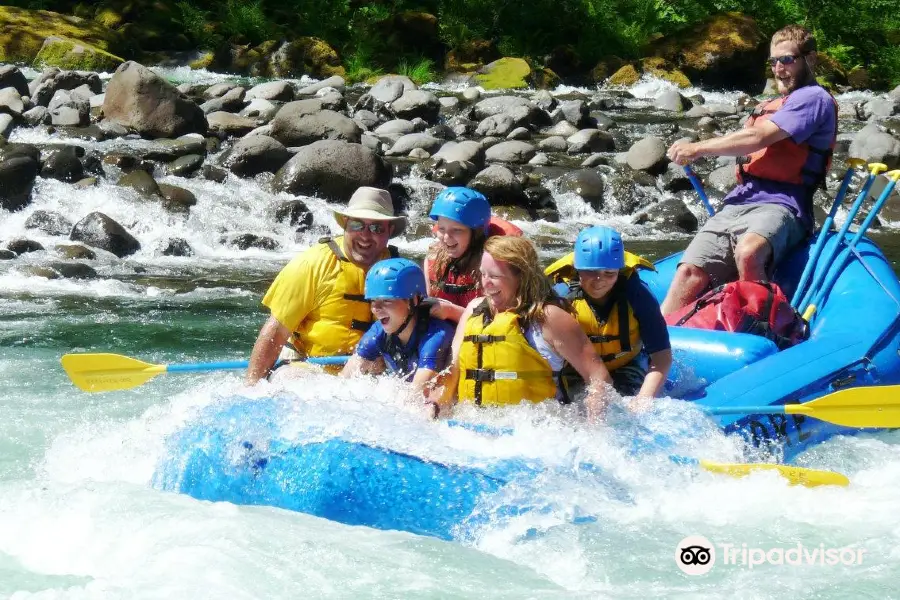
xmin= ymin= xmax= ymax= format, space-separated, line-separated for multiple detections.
xmin=428 ymin=216 xmax=523 ymax=308
xmin=665 ymin=280 xmax=808 ymax=350
xmin=736 ymin=90 xmax=838 ymax=189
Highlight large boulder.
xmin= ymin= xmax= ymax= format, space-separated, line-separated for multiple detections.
xmin=0 ymin=6 xmax=121 ymax=65
xmin=0 ymin=65 xmax=29 ymax=97
xmin=469 ymin=164 xmax=528 ymax=206
xmin=70 ymin=212 xmax=140 ymax=258
xmin=220 ymin=135 xmax=291 ymax=177
xmin=626 ymin=136 xmax=669 ymax=174
xmin=271 ymin=140 xmax=391 ymax=203
xmin=266 ymin=37 xmax=345 ymax=79
xmin=101 ymin=61 xmax=207 ymax=139
xmin=390 ymin=90 xmax=440 ymax=122
xmin=649 ymin=12 xmax=767 ymax=93
xmin=269 ymin=100 xmax=361 ymax=146
xmin=848 ymin=124 xmax=900 ymax=169
xmin=0 ymin=156 xmax=39 ymax=212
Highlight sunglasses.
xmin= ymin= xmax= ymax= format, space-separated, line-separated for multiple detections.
xmin=346 ymin=219 xmax=388 ymax=234
xmin=768 ymin=54 xmax=801 ymax=67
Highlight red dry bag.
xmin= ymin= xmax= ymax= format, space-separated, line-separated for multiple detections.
xmin=665 ymin=280 xmax=809 ymax=349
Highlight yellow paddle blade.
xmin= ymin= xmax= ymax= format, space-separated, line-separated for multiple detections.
xmin=61 ymin=353 xmax=166 ymax=392
xmin=698 ymin=460 xmax=849 ymax=488
xmin=785 ymin=385 xmax=900 ymax=428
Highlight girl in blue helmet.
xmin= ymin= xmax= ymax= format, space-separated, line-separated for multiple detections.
xmin=552 ymin=226 xmax=672 ymax=400
xmin=340 ymin=258 xmax=456 ymax=399
xmin=425 ymin=186 xmax=521 ymax=323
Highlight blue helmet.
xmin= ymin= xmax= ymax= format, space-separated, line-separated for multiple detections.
xmin=429 ymin=187 xmax=491 ymax=230
xmin=573 ymin=226 xmax=625 ymax=270
xmin=365 ymin=258 xmax=427 ymax=300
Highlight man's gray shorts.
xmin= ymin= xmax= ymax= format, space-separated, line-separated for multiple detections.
xmin=680 ymin=203 xmax=806 ymax=286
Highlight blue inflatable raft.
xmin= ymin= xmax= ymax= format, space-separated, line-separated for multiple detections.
xmin=154 ymin=231 xmax=900 ymax=539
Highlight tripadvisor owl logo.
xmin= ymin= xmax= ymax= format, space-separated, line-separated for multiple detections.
xmin=676 ymin=535 xmax=716 ymax=575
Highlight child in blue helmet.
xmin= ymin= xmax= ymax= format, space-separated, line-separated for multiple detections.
xmin=340 ymin=258 xmax=456 ymax=397
xmin=425 ymin=186 xmax=522 ymax=323
xmin=551 ymin=226 xmax=672 ymax=400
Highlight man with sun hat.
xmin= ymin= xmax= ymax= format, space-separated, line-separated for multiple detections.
xmin=246 ymin=187 xmax=406 ymax=383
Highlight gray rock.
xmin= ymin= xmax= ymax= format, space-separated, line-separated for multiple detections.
xmin=654 ymin=89 xmax=691 ymax=112
xmin=567 ymin=129 xmax=615 ymax=154
xmin=271 ymin=140 xmax=391 ymax=203
xmin=633 ymin=197 xmax=698 ymax=233
xmin=40 ymin=146 xmax=84 ymax=182
xmin=167 ymin=154 xmax=204 ymax=176
xmin=22 ymin=106 xmax=49 ymax=126
xmin=55 ymin=244 xmax=96 ymax=260
xmin=707 ymin=165 xmax=738 ymax=193
xmin=408 ymin=147 xmax=431 ymax=159
xmin=374 ymin=119 xmax=416 ymax=136
xmin=206 ymin=112 xmax=259 ymax=137
xmin=433 ymin=140 xmax=484 ymax=166
xmin=160 ymin=237 xmax=194 ymax=257
xmin=469 ymin=164 xmax=527 ymax=206
xmin=684 ymin=105 xmax=711 ymax=118
xmin=296 ymin=76 xmax=346 ymax=96
xmin=0 ymin=113 xmax=14 ymax=137
xmin=507 ymin=127 xmax=531 ymax=140
xmin=118 ymin=170 xmax=161 ymax=197
xmin=204 ymin=83 xmax=241 ymax=99
xmin=70 ymin=212 xmax=141 ymax=258
xmin=0 ymin=65 xmax=29 ymax=97
xmin=202 ymin=164 xmax=228 ymax=183
xmin=220 ymin=135 xmax=291 ymax=177
xmin=545 ymin=121 xmax=579 ymax=137
xmin=386 ymin=133 xmax=443 ymax=157
xmin=581 ymin=153 xmax=607 ymax=167
xmin=476 ymin=114 xmax=515 ymax=137
xmin=863 ymin=97 xmax=900 ymax=120
xmin=29 ymin=68 xmax=101 ymax=107
xmin=705 ymin=103 xmax=739 ymax=116
xmin=102 ymin=62 xmax=207 ymax=138
xmin=370 ymin=76 xmax=416 ymax=103
xmin=538 ymin=136 xmax=568 ymax=152
xmin=353 ymin=109 xmax=380 ymax=131
xmin=848 ymin=124 xmax=900 ymax=169
xmin=48 ymin=260 xmax=97 ymax=279
xmin=552 ymin=100 xmax=589 ymax=127
xmin=390 ymin=90 xmax=440 ymax=122
xmin=270 ymin=100 xmax=361 ymax=146
xmin=240 ymin=98 xmax=279 ymax=122
xmin=439 ymin=96 xmax=460 ymax=110
xmin=461 ymin=88 xmax=481 ymax=102
xmin=559 ymin=169 xmax=605 ymax=210
xmin=485 ymin=140 xmax=537 ymax=164
xmin=0 ymin=249 xmax=16 ymax=260
xmin=50 ymin=105 xmax=88 ymax=127
xmin=25 ymin=210 xmax=73 ymax=236
xmin=6 ymin=238 xmax=44 ymax=254
xmin=275 ymin=199 xmax=314 ymax=231
xmin=200 ymin=87 xmax=246 ymax=114
xmin=528 ymin=152 xmax=549 ymax=165
xmin=158 ymin=183 xmax=197 ymax=213
xmin=247 ymin=80 xmax=295 ymax=102
xmin=626 ymin=136 xmax=668 ymax=174
xmin=0 ymin=87 xmax=24 ymax=116
xmin=0 ymin=156 xmax=39 ymax=211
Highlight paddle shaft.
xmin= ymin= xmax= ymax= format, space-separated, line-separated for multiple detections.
xmin=166 ymin=356 xmax=350 ymax=372
xmin=791 ymin=164 xmax=859 ymax=308
xmin=684 ymin=166 xmax=715 ymax=216
xmin=797 ymin=166 xmax=886 ymax=311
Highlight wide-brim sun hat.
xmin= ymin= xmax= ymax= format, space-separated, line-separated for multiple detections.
xmin=333 ymin=186 xmax=407 ymax=238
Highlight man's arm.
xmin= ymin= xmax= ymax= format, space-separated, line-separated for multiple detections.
xmin=246 ymin=316 xmax=291 ymax=385
xmin=668 ymin=120 xmax=789 ymax=164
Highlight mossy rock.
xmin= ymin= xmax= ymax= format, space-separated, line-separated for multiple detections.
xmin=531 ymin=67 xmax=560 ymax=90
xmin=0 ymin=6 xmax=121 ymax=64
xmin=640 ymin=57 xmax=691 ymax=88
xmin=474 ymin=57 xmax=531 ymax=90
xmin=608 ymin=64 xmax=640 ymax=87
xmin=34 ymin=36 xmax=123 ymax=72
xmin=445 ymin=39 xmax=500 ymax=72
xmin=188 ymin=51 xmax=215 ymax=70
xmin=94 ymin=7 xmax=124 ymax=29
xmin=267 ymin=37 xmax=345 ymax=79
xmin=847 ymin=66 xmax=871 ymax=90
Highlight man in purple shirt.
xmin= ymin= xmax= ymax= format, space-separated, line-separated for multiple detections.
xmin=660 ymin=24 xmax=838 ymax=315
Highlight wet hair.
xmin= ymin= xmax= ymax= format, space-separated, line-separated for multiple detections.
xmin=771 ymin=24 xmax=817 ymax=55
xmin=482 ymin=236 xmax=567 ymax=325
xmin=427 ymin=224 xmax=487 ymax=291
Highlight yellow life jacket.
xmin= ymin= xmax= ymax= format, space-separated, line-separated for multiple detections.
xmin=292 ymin=237 xmax=397 ymax=362
xmin=457 ymin=301 xmax=559 ymax=406
xmin=545 ymin=251 xmax=654 ymax=371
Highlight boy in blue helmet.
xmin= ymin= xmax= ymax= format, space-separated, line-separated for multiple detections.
xmin=547 ymin=226 xmax=672 ymax=399
xmin=340 ymin=258 xmax=456 ymax=399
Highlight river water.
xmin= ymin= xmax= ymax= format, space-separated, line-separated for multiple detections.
xmin=1 ymin=68 xmax=899 ymax=598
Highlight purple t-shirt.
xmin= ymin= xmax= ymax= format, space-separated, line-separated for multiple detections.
xmin=724 ymin=84 xmax=837 ymax=227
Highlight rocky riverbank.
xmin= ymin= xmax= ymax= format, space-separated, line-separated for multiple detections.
xmin=1 ymin=59 xmax=899 ymax=282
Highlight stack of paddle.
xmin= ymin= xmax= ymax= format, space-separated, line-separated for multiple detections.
xmin=61 ymin=352 xmax=900 ymax=488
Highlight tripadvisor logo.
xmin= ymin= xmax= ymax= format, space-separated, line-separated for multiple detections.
xmin=675 ymin=535 xmax=866 ymax=575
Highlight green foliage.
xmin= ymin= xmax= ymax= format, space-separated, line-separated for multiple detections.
xmin=397 ymin=57 xmax=437 ymax=85
xmin=175 ymin=1 xmax=221 ymax=49
xmin=219 ymin=0 xmax=272 ymax=44
xmin=343 ymin=47 xmax=384 ymax=84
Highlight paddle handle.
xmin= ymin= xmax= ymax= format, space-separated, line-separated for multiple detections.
xmin=165 ymin=355 xmax=350 ymax=373
xmin=684 ymin=166 xmax=715 ymax=216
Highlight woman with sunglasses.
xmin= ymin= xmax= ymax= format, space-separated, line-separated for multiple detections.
xmin=340 ymin=258 xmax=455 ymax=396
xmin=428 ymin=236 xmax=616 ymax=420
xmin=548 ymin=226 xmax=672 ymax=400
xmin=424 ymin=187 xmax=522 ymax=323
